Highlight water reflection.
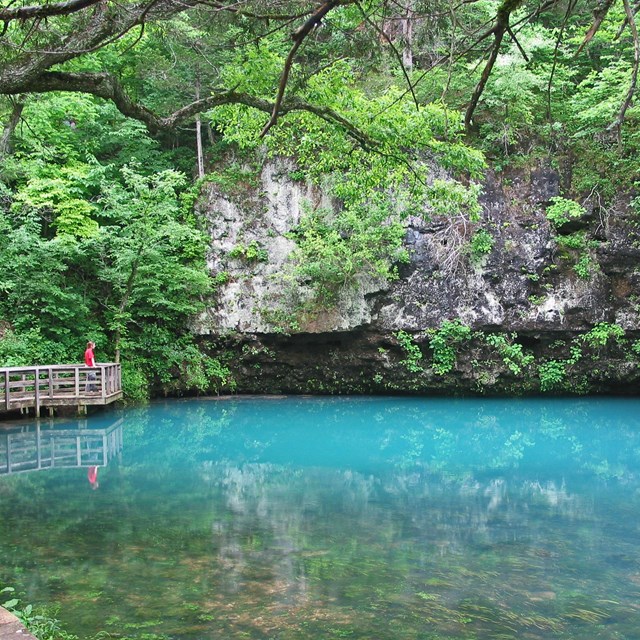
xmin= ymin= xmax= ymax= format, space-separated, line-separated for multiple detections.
xmin=0 ymin=417 xmax=123 ymax=476
xmin=1 ymin=397 xmax=640 ymax=640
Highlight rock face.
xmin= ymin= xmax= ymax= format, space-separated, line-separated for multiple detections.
xmin=195 ymin=159 xmax=640 ymax=395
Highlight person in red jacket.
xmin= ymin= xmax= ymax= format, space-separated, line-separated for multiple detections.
xmin=84 ymin=341 xmax=96 ymax=392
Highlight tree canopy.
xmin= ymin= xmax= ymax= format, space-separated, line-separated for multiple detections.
xmin=1 ymin=0 xmax=638 ymax=140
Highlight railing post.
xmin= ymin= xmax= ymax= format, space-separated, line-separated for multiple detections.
xmin=75 ymin=366 xmax=80 ymax=397
xmin=101 ymin=365 xmax=106 ymax=399
xmin=34 ymin=367 xmax=40 ymax=418
xmin=4 ymin=370 xmax=9 ymax=411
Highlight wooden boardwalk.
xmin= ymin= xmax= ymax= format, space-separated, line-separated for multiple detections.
xmin=0 ymin=364 xmax=122 ymax=416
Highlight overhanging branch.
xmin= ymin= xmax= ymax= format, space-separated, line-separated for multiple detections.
xmin=260 ymin=0 xmax=346 ymax=137
xmin=0 ymin=0 xmax=102 ymax=22
xmin=3 ymin=69 xmax=379 ymax=148
xmin=464 ymin=0 xmax=525 ymax=130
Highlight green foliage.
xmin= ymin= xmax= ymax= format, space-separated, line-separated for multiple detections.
xmin=475 ymin=27 xmax=550 ymax=151
xmin=207 ymin=163 xmax=260 ymax=195
xmin=0 ymin=328 xmax=69 ymax=366
xmin=573 ymin=254 xmax=595 ymax=280
xmin=395 ymin=330 xmax=423 ymax=373
xmin=10 ymin=163 xmax=100 ymax=238
xmin=554 ymin=232 xmax=599 ymax=280
xmin=1 ymin=586 xmax=78 ymax=640
xmin=228 ymin=240 xmax=268 ymax=263
xmin=211 ymin=271 xmax=230 ymax=288
xmin=485 ymin=334 xmax=534 ymax=375
xmin=428 ymin=320 xmax=472 ymax=376
xmin=556 ymin=232 xmax=587 ymax=250
xmin=581 ymin=322 xmax=625 ymax=348
xmin=120 ymin=359 xmax=151 ymax=402
xmin=288 ymin=204 xmax=408 ymax=299
xmin=211 ymin=56 xmax=485 ymax=299
xmin=468 ymin=228 xmax=494 ymax=264
xmin=0 ymin=95 xmax=221 ymax=398
xmin=0 ymin=220 xmax=99 ymax=346
xmin=545 ymin=197 xmax=586 ymax=227
xmin=538 ymin=360 xmax=566 ymax=392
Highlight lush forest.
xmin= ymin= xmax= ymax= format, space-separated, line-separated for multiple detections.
xmin=1 ymin=0 xmax=639 ymax=399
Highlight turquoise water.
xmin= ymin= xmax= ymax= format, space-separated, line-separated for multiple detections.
xmin=1 ymin=396 xmax=640 ymax=639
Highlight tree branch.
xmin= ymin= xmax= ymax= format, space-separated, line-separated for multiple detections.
xmin=610 ymin=0 xmax=639 ymax=140
xmin=199 ymin=1 xmax=312 ymax=21
xmin=2 ymin=69 xmax=380 ymax=149
xmin=577 ymin=0 xmax=616 ymax=54
xmin=546 ymin=0 xmax=577 ymax=120
xmin=260 ymin=0 xmax=345 ymax=137
xmin=0 ymin=0 xmax=196 ymax=94
xmin=355 ymin=0 xmax=419 ymax=109
xmin=464 ymin=0 xmax=525 ymax=131
xmin=0 ymin=0 xmax=102 ymax=22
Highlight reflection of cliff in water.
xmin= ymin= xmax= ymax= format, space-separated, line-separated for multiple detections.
xmin=0 ymin=418 xmax=123 ymax=475
xmin=202 ymin=461 xmax=591 ymax=601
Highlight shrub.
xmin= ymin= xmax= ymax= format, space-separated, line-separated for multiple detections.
xmin=485 ymin=334 xmax=534 ymax=375
xmin=582 ymin=322 xmax=625 ymax=348
xmin=395 ymin=330 xmax=423 ymax=373
xmin=545 ymin=197 xmax=586 ymax=227
xmin=428 ymin=320 xmax=472 ymax=375
xmin=538 ymin=360 xmax=566 ymax=391
xmin=468 ymin=229 xmax=494 ymax=264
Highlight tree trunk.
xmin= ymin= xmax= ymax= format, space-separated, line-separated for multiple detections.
xmin=0 ymin=100 xmax=24 ymax=158
xmin=195 ymin=76 xmax=205 ymax=179
xmin=402 ymin=3 xmax=414 ymax=72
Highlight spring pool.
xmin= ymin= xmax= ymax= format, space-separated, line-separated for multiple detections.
xmin=1 ymin=396 xmax=639 ymax=639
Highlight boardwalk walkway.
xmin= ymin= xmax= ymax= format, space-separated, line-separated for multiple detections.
xmin=0 ymin=364 xmax=122 ymax=416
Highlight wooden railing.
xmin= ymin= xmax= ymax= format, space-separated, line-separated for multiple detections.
xmin=0 ymin=363 xmax=122 ymax=415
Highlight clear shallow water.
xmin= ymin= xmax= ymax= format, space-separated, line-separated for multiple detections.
xmin=1 ymin=396 xmax=640 ymax=639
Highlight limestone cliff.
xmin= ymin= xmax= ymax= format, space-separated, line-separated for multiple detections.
xmin=195 ymin=159 xmax=640 ymax=395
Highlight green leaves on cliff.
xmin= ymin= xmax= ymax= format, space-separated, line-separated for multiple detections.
xmin=388 ymin=321 xmax=630 ymax=394
xmin=212 ymin=55 xmax=484 ymax=298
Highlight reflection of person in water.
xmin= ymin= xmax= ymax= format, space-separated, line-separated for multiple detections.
xmin=87 ymin=465 xmax=99 ymax=490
